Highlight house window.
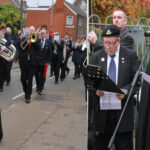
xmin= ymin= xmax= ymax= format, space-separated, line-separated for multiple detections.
xmin=78 ymin=17 xmax=82 ymax=26
xmin=66 ymin=16 xmax=73 ymax=25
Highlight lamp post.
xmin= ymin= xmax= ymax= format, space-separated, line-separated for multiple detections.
xmin=20 ymin=0 xmax=23 ymax=30
xmin=50 ymin=0 xmax=54 ymax=30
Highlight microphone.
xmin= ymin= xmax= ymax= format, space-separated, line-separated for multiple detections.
xmin=144 ymin=31 xmax=150 ymax=37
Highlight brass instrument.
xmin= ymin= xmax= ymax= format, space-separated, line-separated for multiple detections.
xmin=0 ymin=38 xmax=16 ymax=62
xmin=21 ymin=27 xmax=40 ymax=50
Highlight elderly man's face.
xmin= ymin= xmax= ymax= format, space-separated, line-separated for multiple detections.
xmin=103 ymin=37 xmax=120 ymax=56
xmin=41 ymin=29 xmax=46 ymax=39
xmin=30 ymin=27 xmax=35 ymax=34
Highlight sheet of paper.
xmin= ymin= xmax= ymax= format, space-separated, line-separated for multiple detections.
xmin=54 ymin=35 xmax=59 ymax=41
xmin=100 ymin=91 xmax=121 ymax=110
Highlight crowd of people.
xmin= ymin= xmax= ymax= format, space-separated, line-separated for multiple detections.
xmin=0 ymin=8 xmax=150 ymax=150
xmin=0 ymin=24 xmax=87 ymax=104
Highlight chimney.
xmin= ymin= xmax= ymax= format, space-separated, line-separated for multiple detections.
xmin=56 ymin=0 xmax=64 ymax=9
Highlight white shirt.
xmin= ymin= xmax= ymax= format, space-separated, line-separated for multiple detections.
xmin=107 ymin=45 xmax=120 ymax=85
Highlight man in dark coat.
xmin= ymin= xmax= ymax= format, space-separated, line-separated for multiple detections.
xmin=113 ymin=8 xmax=134 ymax=50
xmin=35 ymin=29 xmax=51 ymax=94
xmin=60 ymin=33 xmax=72 ymax=81
xmin=88 ymin=9 xmax=134 ymax=53
xmin=90 ymin=25 xmax=139 ymax=150
xmin=19 ymin=26 xmax=40 ymax=103
xmin=0 ymin=24 xmax=11 ymax=92
xmin=52 ymin=34 xmax=64 ymax=84
xmin=136 ymin=60 xmax=150 ymax=150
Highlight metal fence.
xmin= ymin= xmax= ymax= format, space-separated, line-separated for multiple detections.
xmin=89 ymin=14 xmax=150 ymax=70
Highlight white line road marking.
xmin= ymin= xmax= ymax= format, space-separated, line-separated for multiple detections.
xmin=11 ymin=84 xmax=36 ymax=100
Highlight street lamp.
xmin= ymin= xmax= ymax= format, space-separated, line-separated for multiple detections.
xmin=50 ymin=0 xmax=53 ymax=30
xmin=20 ymin=0 xmax=23 ymax=30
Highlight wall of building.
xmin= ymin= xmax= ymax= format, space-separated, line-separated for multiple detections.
xmin=0 ymin=0 xmax=12 ymax=4
xmin=26 ymin=0 xmax=79 ymax=41
xmin=26 ymin=10 xmax=51 ymax=31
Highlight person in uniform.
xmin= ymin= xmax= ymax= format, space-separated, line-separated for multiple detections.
xmin=60 ymin=33 xmax=72 ymax=81
xmin=5 ymin=27 xmax=13 ymax=86
xmin=89 ymin=25 xmax=139 ymax=150
xmin=52 ymin=33 xmax=64 ymax=84
xmin=19 ymin=26 xmax=40 ymax=103
xmin=0 ymin=24 xmax=11 ymax=92
xmin=35 ymin=29 xmax=51 ymax=94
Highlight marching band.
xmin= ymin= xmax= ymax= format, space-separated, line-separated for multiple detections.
xmin=0 ymin=24 xmax=87 ymax=104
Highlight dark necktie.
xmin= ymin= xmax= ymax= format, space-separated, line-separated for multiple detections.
xmin=108 ymin=55 xmax=116 ymax=84
xmin=41 ymin=39 xmax=44 ymax=50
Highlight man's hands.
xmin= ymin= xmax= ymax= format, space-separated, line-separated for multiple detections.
xmin=96 ymin=90 xmax=125 ymax=100
xmin=0 ymin=49 xmax=4 ymax=54
xmin=96 ymin=90 xmax=104 ymax=97
xmin=88 ymin=31 xmax=98 ymax=44
xmin=116 ymin=93 xmax=125 ymax=100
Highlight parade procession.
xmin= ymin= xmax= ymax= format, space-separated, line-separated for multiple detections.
xmin=0 ymin=0 xmax=150 ymax=150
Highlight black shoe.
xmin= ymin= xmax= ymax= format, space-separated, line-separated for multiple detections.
xmin=66 ymin=69 xmax=70 ymax=75
xmin=0 ymin=89 xmax=3 ymax=92
xmin=6 ymin=82 xmax=10 ymax=86
xmin=25 ymin=97 xmax=30 ymax=103
xmin=49 ymin=74 xmax=53 ymax=77
xmin=55 ymin=81 xmax=58 ymax=84
xmin=38 ymin=91 xmax=42 ymax=95
xmin=60 ymin=77 xmax=65 ymax=81
xmin=73 ymin=76 xmax=78 ymax=80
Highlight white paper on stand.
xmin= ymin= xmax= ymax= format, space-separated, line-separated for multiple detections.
xmin=100 ymin=91 xmax=121 ymax=110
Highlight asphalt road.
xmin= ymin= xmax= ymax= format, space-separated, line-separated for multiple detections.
xmin=0 ymin=60 xmax=83 ymax=111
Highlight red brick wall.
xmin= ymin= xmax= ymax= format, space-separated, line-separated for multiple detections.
xmin=0 ymin=0 xmax=12 ymax=4
xmin=26 ymin=0 xmax=78 ymax=41
xmin=27 ymin=10 xmax=51 ymax=31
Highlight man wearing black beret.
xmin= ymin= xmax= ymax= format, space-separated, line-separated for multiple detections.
xmin=90 ymin=24 xmax=139 ymax=150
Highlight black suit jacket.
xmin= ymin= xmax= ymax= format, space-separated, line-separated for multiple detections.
xmin=64 ymin=39 xmax=72 ymax=62
xmin=91 ymin=45 xmax=139 ymax=133
xmin=19 ymin=37 xmax=40 ymax=66
xmin=37 ymin=39 xmax=51 ymax=65
xmin=120 ymin=27 xmax=134 ymax=50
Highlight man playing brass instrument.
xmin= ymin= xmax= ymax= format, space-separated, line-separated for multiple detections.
xmin=19 ymin=26 xmax=40 ymax=103
xmin=0 ymin=24 xmax=11 ymax=92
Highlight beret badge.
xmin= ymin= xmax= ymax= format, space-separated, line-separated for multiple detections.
xmin=106 ymin=29 xmax=112 ymax=35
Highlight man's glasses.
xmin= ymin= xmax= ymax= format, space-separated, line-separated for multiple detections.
xmin=103 ymin=39 xmax=118 ymax=46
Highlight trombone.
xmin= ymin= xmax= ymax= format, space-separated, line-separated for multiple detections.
xmin=21 ymin=27 xmax=40 ymax=50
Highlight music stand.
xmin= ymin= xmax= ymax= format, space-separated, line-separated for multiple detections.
xmin=85 ymin=64 xmax=124 ymax=94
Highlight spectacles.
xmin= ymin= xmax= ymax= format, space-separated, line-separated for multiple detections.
xmin=41 ymin=32 xmax=46 ymax=34
xmin=103 ymin=39 xmax=118 ymax=46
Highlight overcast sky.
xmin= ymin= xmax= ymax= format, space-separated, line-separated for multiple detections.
xmin=26 ymin=0 xmax=75 ymax=7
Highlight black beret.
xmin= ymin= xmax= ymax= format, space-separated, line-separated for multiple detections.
xmin=102 ymin=25 xmax=120 ymax=37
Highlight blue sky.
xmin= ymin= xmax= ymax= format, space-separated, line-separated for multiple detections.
xmin=26 ymin=0 xmax=75 ymax=7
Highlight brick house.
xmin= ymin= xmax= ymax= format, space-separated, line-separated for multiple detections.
xmin=26 ymin=0 xmax=87 ymax=41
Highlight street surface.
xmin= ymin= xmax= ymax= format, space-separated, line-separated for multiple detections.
xmin=0 ymin=60 xmax=87 ymax=150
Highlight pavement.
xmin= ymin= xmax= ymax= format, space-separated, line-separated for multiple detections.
xmin=0 ymin=62 xmax=87 ymax=150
